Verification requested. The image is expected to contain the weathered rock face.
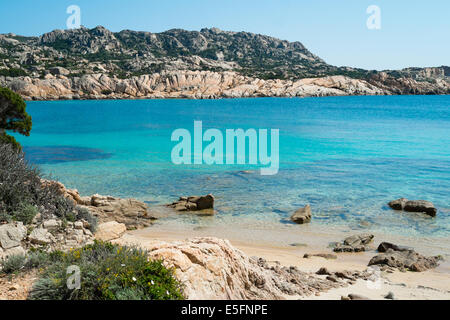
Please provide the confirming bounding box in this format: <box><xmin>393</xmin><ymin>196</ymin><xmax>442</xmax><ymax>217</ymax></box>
<box><xmin>84</xmin><ymin>194</ymin><xmax>153</xmax><ymax>230</ymax></box>
<box><xmin>42</xmin><ymin>179</ymin><xmax>154</xmax><ymax>229</ymax></box>
<box><xmin>388</xmin><ymin>198</ymin><xmax>437</xmax><ymax>217</ymax></box>
<box><xmin>0</xmin><ymin>222</ymin><xmax>27</xmax><ymax>250</ymax></box>
<box><xmin>290</xmin><ymin>205</ymin><xmax>312</xmax><ymax>224</ymax></box>
<box><xmin>333</xmin><ymin>234</ymin><xmax>374</xmax><ymax>253</ymax></box>
<box><xmin>0</xmin><ymin>222</ymin><xmax>27</xmax><ymax>260</ymax></box>
<box><xmin>0</xmin><ymin>216</ymin><xmax>95</xmax><ymax>263</ymax></box>
<box><xmin>0</xmin><ymin>72</ymin><xmax>391</xmax><ymax>101</ymax></box>
<box><xmin>369</xmin><ymin>244</ymin><xmax>442</xmax><ymax>272</ymax></box>
<box><xmin>95</xmin><ymin>221</ymin><xmax>127</xmax><ymax>241</ymax></box>
<box><xmin>146</xmin><ymin>237</ymin><xmax>345</xmax><ymax>300</ymax></box>
<box><xmin>167</xmin><ymin>195</ymin><xmax>215</xmax><ymax>213</ymax></box>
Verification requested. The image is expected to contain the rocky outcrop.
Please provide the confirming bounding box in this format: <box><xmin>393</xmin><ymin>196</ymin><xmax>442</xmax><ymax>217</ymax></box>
<box><xmin>388</xmin><ymin>198</ymin><xmax>437</xmax><ymax>217</ymax></box>
<box><xmin>368</xmin><ymin>244</ymin><xmax>443</xmax><ymax>272</ymax></box>
<box><xmin>0</xmin><ymin>216</ymin><xmax>95</xmax><ymax>263</ymax></box>
<box><xmin>167</xmin><ymin>194</ymin><xmax>215</xmax><ymax>213</ymax></box>
<box><xmin>290</xmin><ymin>205</ymin><xmax>312</xmax><ymax>224</ymax></box>
<box><xmin>42</xmin><ymin>179</ymin><xmax>155</xmax><ymax>229</ymax></box>
<box><xmin>95</xmin><ymin>221</ymin><xmax>127</xmax><ymax>241</ymax></box>
<box><xmin>145</xmin><ymin>237</ymin><xmax>346</xmax><ymax>300</ymax></box>
<box><xmin>82</xmin><ymin>195</ymin><xmax>154</xmax><ymax>230</ymax></box>
<box><xmin>0</xmin><ymin>72</ymin><xmax>391</xmax><ymax>101</ymax></box>
<box><xmin>332</xmin><ymin>234</ymin><xmax>374</xmax><ymax>253</ymax></box>
<box><xmin>0</xmin><ymin>222</ymin><xmax>27</xmax><ymax>260</ymax></box>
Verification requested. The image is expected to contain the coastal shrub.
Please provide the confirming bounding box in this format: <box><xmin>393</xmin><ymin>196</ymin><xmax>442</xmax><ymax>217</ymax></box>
<box><xmin>25</xmin><ymin>250</ymin><xmax>51</xmax><ymax>270</ymax></box>
<box><xmin>29</xmin><ymin>241</ymin><xmax>184</xmax><ymax>300</ymax></box>
<box><xmin>0</xmin><ymin>142</ymin><xmax>76</xmax><ymax>223</ymax></box>
<box><xmin>76</xmin><ymin>207</ymin><xmax>98</xmax><ymax>232</ymax></box>
<box><xmin>13</xmin><ymin>203</ymin><xmax>38</xmax><ymax>224</ymax></box>
<box><xmin>1</xmin><ymin>254</ymin><xmax>26</xmax><ymax>274</ymax></box>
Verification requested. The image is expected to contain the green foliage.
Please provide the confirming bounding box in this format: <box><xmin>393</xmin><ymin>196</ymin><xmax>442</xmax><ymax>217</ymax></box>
<box><xmin>0</xmin><ymin>142</ymin><xmax>76</xmax><ymax>223</ymax></box>
<box><xmin>0</xmin><ymin>86</ymin><xmax>32</xmax><ymax>150</ymax></box>
<box><xmin>13</xmin><ymin>203</ymin><xmax>38</xmax><ymax>224</ymax></box>
<box><xmin>25</xmin><ymin>250</ymin><xmax>51</xmax><ymax>269</ymax></box>
<box><xmin>75</xmin><ymin>207</ymin><xmax>98</xmax><ymax>232</ymax></box>
<box><xmin>0</xmin><ymin>68</ymin><xmax>27</xmax><ymax>77</ymax></box>
<box><xmin>29</xmin><ymin>241</ymin><xmax>184</xmax><ymax>300</ymax></box>
<box><xmin>1</xmin><ymin>254</ymin><xmax>26</xmax><ymax>274</ymax></box>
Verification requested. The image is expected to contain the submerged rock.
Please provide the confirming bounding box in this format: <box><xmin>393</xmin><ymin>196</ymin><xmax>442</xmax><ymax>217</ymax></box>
<box><xmin>167</xmin><ymin>194</ymin><xmax>215</xmax><ymax>213</ymax></box>
<box><xmin>290</xmin><ymin>205</ymin><xmax>312</xmax><ymax>224</ymax></box>
<box><xmin>388</xmin><ymin>198</ymin><xmax>437</xmax><ymax>217</ymax></box>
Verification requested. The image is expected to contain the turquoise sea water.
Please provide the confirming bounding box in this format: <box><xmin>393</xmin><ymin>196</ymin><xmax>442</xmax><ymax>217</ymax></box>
<box><xmin>15</xmin><ymin>96</ymin><xmax>450</xmax><ymax>238</ymax></box>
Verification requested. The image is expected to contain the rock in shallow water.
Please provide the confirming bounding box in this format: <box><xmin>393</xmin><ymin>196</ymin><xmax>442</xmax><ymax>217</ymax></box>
<box><xmin>167</xmin><ymin>194</ymin><xmax>215</xmax><ymax>213</ymax></box>
<box><xmin>290</xmin><ymin>205</ymin><xmax>312</xmax><ymax>224</ymax></box>
<box><xmin>388</xmin><ymin>198</ymin><xmax>437</xmax><ymax>217</ymax></box>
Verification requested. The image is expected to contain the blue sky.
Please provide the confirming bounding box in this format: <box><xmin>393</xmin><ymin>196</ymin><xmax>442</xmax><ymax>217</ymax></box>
<box><xmin>1</xmin><ymin>0</ymin><xmax>449</xmax><ymax>70</ymax></box>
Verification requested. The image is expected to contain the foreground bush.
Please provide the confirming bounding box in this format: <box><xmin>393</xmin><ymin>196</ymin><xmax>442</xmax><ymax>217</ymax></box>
<box><xmin>0</xmin><ymin>142</ymin><xmax>82</xmax><ymax>223</ymax></box>
<box><xmin>0</xmin><ymin>254</ymin><xmax>27</xmax><ymax>274</ymax></box>
<box><xmin>29</xmin><ymin>241</ymin><xmax>184</xmax><ymax>300</ymax></box>
<box><xmin>0</xmin><ymin>249</ymin><xmax>54</xmax><ymax>275</ymax></box>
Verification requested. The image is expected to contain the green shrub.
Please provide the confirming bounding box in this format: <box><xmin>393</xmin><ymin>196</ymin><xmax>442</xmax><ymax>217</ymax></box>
<box><xmin>0</xmin><ymin>142</ymin><xmax>76</xmax><ymax>223</ymax></box>
<box><xmin>29</xmin><ymin>241</ymin><xmax>184</xmax><ymax>300</ymax></box>
<box><xmin>76</xmin><ymin>207</ymin><xmax>98</xmax><ymax>232</ymax></box>
<box><xmin>25</xmin><ymin>250</ymin><xmax>51</xmax><ymax>269</ymax></box>
<box><xmin>1</xmin><ymin>254</ymin><xmax>26</xmax><ymax>274</ymax></box>
<box><xmin>0</xmin><ymin>68</ymin><xmax>27</xmax><ymax>77</ymax></box>
<box><xmin>13</xmin><ymin>203</ymin><xmax>38</xmax><ymax>224</ymax></box>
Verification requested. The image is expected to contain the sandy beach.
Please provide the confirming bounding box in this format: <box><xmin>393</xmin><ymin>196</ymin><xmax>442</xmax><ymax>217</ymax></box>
<box><xmin>117</xmin><ymin>222</ymin><xmax>450</xmax><ymax>300</ymax></box>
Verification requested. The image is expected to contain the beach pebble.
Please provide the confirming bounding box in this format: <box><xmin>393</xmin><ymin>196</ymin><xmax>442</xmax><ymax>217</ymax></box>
<box><xmin>316</xmin><ymin>267</ymin><xmax>331</xmax><ymax>275</ymax></box>
<box><xmin>384</xmin><ymin>291</ymin><xmax>395</xmax><ymax>300</ymax></box>
<box><xmin>348</xmin><ymin>293</ymin><xmax>370</xmax><ymax>300</ymax></box>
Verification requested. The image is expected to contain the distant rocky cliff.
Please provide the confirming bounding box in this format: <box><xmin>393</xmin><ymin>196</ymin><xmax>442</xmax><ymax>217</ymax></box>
<box><xmin>0</xmin><ymin>26</ymin><xmax>449</xmax><ymax>100</ymax></box>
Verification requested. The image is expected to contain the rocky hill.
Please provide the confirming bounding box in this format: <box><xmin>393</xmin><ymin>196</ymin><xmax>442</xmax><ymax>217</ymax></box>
<box><xmin>0</xmin><ymin>26</ymin><xmax>449</xmax><ymax>99</ymax></box>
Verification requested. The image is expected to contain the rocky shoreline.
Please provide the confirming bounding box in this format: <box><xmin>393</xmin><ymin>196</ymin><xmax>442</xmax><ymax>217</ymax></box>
<box><xmin>1</xmin><ymin>180</ymin><xmax>448</xmax><ymax>300</ymax></box>
<box><xmin>2</xmin><ymin>71</ymin><xmax>449</xmax><ymax>101</ymax></box>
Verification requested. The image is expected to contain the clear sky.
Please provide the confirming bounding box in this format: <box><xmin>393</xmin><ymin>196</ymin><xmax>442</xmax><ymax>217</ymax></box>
<box><xmin>1</xmin><ymin>0</ymin><xmax>449</xmax><ymax>70</ymax></box>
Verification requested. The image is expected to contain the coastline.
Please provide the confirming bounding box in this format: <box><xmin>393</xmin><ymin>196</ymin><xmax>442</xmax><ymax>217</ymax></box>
<box><xmin>117</xmin><ymin>223</ymin><xmax>450</xmax><ymax>300</ymax></box>
<box><xmin>20</xmin><ymin>92</ymin><xmax>450</xmax><ymax>102</ymax></box>
<box><xmin>3</xmin><ymin>70</ymin><xmax>449</xmax><ymax>102</ymax></box>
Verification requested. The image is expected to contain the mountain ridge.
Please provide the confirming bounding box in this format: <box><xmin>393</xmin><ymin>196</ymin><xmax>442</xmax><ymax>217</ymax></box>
<box><xmin>0</xmin><ymin>26</ymin><xmax>449</xmax><ymax>100</ymax></box>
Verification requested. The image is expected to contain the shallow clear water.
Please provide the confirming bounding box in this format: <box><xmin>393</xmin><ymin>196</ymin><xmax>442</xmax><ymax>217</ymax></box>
<box><xmin>15</xmin><ymin>96</ymin><xmax>450</xmax><ymax>238</ymax></box>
